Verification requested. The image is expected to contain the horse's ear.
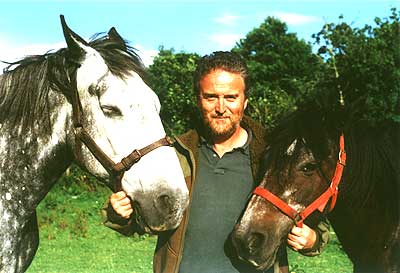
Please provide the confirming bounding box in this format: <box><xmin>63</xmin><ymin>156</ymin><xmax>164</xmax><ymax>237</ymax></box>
<box><xmin>108</xmin><ymin>27</ymin><xmax>126</xmax><ymax>50</ymax></box>
<box><xmin>108</xmin><ymin>27</ymin><xmax>127</xmax><ymax>50</ymax></box>
<box><xmin>60</xmin><ymin>15</ymin><xmax>89</xmax><ymax>59</ymax></box>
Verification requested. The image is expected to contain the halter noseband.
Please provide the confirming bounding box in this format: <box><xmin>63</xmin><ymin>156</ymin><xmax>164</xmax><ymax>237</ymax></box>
<box><xmin>253</xmin><ymin>134</ymin><xmax>346</xmax><ymax>227</ymax></box>
<box><xmin>69</xmin><ymin>73</ymin><xmax>174</xmax><ymax>192</ymax></box>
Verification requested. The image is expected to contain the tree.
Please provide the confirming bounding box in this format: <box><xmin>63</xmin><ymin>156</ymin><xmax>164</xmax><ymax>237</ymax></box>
<box><xmin>233</xmin><ymin>17</ymin><xmax>325</xmax><ymax>128</ymax></box>
<box><xmin>313</xmin><ymin>8</ymin><xmax>400</xmax><ymax>125</ymax></box>
<box><xmin>148</xmin><ymin>48</ymin><xmax>200</xmax><ymax>135</ymax></box>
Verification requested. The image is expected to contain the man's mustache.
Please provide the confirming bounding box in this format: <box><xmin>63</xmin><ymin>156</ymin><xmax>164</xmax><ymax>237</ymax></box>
<box><xmin>211</xmin><ymin>114</ymin><xmax>230</xmax><ymax>118</ymax></box>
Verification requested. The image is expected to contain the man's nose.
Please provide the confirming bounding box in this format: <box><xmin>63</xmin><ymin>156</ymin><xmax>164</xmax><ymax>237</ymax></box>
<box><xmin>216</xmin><ymin>97</ymin><xmax>226</xmax><ymax>113</ymax></box>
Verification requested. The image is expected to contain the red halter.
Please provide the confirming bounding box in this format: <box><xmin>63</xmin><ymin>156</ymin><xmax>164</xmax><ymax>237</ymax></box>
<box><xmin>253</xmin><ymin>134</ymin><xmax>346</xmax><ymax>227</ymax></box>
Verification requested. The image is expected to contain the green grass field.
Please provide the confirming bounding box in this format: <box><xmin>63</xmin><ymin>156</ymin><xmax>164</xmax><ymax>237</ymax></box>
<box><xmin>26</xmin><ymin>171</ymin><xmax>353</xmax><ymax>273</ymax></box>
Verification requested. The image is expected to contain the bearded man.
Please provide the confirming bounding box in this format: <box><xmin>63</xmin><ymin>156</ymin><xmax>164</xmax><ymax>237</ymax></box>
<box><xmin>104</xmin><ymin>51</ymin><xmax>329</xmax><ymax>273</ymax></box>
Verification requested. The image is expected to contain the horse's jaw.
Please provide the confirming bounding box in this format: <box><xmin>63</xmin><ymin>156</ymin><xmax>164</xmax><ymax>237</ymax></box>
<box><xmin>231</xmin><ymin>196</ymin><xmax>293</xmax><ymax>271</ymax></box>
<box><xmin>121</xmin><ymin>146</ymin><xmax>189</xmax><ymax>232</ymax></box>
<box><xmin>231</xmin><ymin>222</ymin><xmax>284</xmax><ymax>271</ymax></box>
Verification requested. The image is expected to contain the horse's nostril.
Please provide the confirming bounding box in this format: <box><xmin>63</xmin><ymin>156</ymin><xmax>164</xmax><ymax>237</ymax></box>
<box><xmin>155</xmin><ymin>194</ymin><xmax>172</xmax><ymax>212</ymax></box>
<box><xmin>247</xmin><ymin>232</ymin><xmax>265</xmax><ymax>254</ymax></box>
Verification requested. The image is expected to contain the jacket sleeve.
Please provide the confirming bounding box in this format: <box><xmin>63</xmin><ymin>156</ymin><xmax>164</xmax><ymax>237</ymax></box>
<box><xmin>299</xmin><ymin>216</ymin><xmax>330</xmax><ymax>256</ymax></box>
<box><xmin>101</xmin><ymin>199</ymin><xmax>144</xmax><ymax>236</ymax></box>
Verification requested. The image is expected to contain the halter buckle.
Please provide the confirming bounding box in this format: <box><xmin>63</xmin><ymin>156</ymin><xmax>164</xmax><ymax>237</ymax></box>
<box><xmin>121</xmin><ymin>149</ymin><xmax>142</xmax><ymax>169</ymax></box>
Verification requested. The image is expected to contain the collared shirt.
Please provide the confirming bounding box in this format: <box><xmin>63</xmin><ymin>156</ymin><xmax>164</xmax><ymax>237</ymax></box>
<box><xmin>179</xmin><ymin>129</ymin><xmax>271</xmax><ymax>273</ymax></box>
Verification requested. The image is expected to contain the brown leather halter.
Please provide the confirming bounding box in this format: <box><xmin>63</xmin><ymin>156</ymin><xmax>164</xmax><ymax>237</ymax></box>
<box><xmin>69</xmin><ymin>73</ymin><xmax>174</xmax><ymax>192</ymax></box>
<box><xmin>253</xmin><ymin>134</ymin><xmax>346</xmax><ymax>227</ymax></box>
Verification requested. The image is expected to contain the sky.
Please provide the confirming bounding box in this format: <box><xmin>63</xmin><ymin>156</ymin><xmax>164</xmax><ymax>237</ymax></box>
<box><xmin>0</xmin><ymin>0</ymin><xmax>398</xmax><ymax>71</ymax></box>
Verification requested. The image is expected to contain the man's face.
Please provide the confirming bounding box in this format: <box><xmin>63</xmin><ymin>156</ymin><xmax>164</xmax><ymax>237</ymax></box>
<box><xmin>198</xmin><ymin>69</ymin><xmax>248</xmax><ymax>139</ymax></box>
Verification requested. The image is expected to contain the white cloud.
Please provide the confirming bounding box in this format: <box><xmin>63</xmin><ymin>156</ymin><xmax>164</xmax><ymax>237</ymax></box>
<box><xmin>133</xmin><ymin>44</ymin><xmax>158</xmax><ymax>67</ymax></box>
<box><xmin>0</xmin><ymin>39</ymin><xmax>158</xmax><ymax>74</ymax></box>
<box><xmin>208</xmin><ymin>33</ymin><xmax>243</xmax><ymax>50</ymax></box>
<box><xmin>270</xmin><ymin>12</ymin><xmax>320</xmax><ymax>25</ymax></box>
<box><xmin>0</xmin><ymin>40</ymin><xmax>65</xmax><ymax>73</ymax></box>
<box><xmin>213</xmin><ymin>13</ymin><xmax>241</xmax><ymax>26</ymax></box>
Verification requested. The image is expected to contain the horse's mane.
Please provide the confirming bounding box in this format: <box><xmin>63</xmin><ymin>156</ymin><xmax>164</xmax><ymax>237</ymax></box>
<box><xmin>265</xmin><ymin>100</ymin><xmax>399</xmax><ymax>217</ymax></box>
<box><xmin>0</xmin><ymin>33</ymin><xmax>147</xmax><ymax>136</ymax></box>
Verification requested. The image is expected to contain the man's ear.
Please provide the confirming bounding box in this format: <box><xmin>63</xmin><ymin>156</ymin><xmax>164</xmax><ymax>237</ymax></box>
<box><xmin>244</xmin><ymin>98</ymin><xmax>248</xmax><ymax>110</ymax></box>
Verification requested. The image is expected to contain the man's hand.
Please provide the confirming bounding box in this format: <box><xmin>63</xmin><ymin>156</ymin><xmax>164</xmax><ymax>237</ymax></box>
<box><xmin>287</xmin><ymin>224</ymin><xmax>317</xmax><ymax>251</ymax></box>
<box><xmin>110</xmin><ymin>191</ymin><xmax>133</xmax><ymax>219</ymax></box>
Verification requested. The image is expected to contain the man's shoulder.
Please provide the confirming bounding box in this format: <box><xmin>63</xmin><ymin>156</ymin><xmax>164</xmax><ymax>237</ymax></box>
<box><xmin>242</xmin><ymin>116</ymin><xmax>266</xmax><ymax>144</ymax></box>
<box><xmin>177</xmin><ymin>129</ymin><xmax>197</xmax><ymax>141</ymax></box>
<box><xmin>175</xmin><ymin>129</ymin><xmax>199</xmax><ymax>153</ymax></box>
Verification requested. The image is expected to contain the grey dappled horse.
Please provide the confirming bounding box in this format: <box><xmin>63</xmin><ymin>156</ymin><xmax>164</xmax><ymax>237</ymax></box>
<box><xmin>0</xmin><ymin>16</ymin><xmax>188</xmax><ymax>272</ymax></box>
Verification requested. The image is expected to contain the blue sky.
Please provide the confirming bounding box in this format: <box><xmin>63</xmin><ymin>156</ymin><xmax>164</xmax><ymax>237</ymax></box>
<box><xmin>0</xmin><ymin>0</ymin><xmax>398</xmax><ymax>70</ymax></box>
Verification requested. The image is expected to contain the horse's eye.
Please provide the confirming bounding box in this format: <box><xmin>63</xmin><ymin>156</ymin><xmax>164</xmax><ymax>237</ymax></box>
<box><xmin>101</xmin><ymin>105</ymin><xmax>122</xmax><ymax>117</ymax></box>
<box><xmin>300</xmin><ymin>162</ymin><xmax>318</xmax><ymax>176</ymax></box>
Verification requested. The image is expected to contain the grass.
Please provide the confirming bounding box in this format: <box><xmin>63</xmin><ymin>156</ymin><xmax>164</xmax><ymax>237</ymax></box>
<box><xmin>26</xmin><ymin>168</ymin><xmax>353</xmax><ymax>273</ymax></box>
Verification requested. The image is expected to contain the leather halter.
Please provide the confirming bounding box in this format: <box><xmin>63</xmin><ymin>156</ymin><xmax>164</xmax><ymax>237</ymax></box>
<box><xmin>69</xmin><ymin>73</ymin><xmax>174</xmax><ymax>192</ymax></box>
<box><xmin>253</xmin><ymin>134</ymin><xmax>346</xmax><ymax>227</ymax></box>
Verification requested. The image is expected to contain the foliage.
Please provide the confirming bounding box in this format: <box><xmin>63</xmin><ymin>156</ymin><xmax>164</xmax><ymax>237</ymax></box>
<box><xmin>313</xmin><ymin>8</ymin><xmax>400</xmax><ymax>125</ymax></box>
<box><xmin>36</xmin><ymin>165</ymin><xmax>111</xmax><ymax>239</ymax></box>
<box><xmin>233</xmin><ymin>17</ymin><xmax>325</xmax><ymax>128</ymax></box>
<box><xmin>148</xmin><ymin>47</ymin><xmax>200</xmax><ymax>135</ymax></box>
<box><xmin>147</xmin><ymin>11</ymin><xmax>400</xmax><ymax>131</ymax></box>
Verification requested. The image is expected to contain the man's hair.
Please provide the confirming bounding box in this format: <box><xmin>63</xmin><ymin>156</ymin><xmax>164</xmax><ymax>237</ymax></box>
<box><xmin>193</xmin><ymin>51</ymin><xmax>249</xmax><ymax>97</ymax></box>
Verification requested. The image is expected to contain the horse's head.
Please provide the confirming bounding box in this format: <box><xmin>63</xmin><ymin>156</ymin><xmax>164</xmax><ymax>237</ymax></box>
<box><xmin>60</xmin><ymin>16</ymin><xmax>188</xmax><ymax>232</ymax></box>
<box><xmin>231</xmin><ymin>108</ymin><xmax>339</xmax><ymax>270</ymax></box>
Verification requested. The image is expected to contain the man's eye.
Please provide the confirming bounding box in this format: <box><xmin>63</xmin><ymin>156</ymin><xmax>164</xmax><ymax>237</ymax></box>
<box><xmin>101</xmin><ymin>105</ymin><xmax>122</xmax><ymax>117</ymax></box>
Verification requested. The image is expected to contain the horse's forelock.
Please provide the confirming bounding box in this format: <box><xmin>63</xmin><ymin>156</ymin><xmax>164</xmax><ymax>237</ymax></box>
<box><xmin>266</xmin><ymin>107</ymin><xmax>332</xmax><ymax>176</ymax></box>
<box><xmin>89</xmin><ymin>34</ymin><xmax>148</xmax><ymax>81</ymax></box>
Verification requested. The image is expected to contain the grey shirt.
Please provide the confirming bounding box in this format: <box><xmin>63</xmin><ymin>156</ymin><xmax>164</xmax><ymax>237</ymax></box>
<box><xmin>179</xmin><ymin>130</ymin><xmax>272</xmax><ymax>273</ymax></box>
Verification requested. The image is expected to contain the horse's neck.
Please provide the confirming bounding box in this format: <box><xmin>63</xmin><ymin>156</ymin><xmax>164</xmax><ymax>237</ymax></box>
<box><xmin>329</xmin><ymin>168</ymin><xmax>397</xmax><ymax>270</ymax></box>
<box><xmin>0</xmin><ymin>94</ymin><xmax>73</xmax><ymax>216</ymax></box>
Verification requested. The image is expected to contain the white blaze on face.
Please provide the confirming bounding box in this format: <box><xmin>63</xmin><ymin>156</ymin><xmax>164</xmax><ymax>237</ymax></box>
<box><xmin>286</xmin><ymin>139</ymin><xmax>297</xmax><ymax>156</ymax></box>
<box><xmin>283</xmin><ymin>188</ymin><xmax>305</xmax><ymax>212</ymax></box>
<box><xmin>282</xmin><ymin>188</ymin><xmax>295</xmax><ymax>198</ymax></box>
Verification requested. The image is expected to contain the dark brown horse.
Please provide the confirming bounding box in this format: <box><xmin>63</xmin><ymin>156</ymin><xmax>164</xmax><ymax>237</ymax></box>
<box><xmin>232</xmin><ymin>104</ymin><xmax>399</xmax><ymax>273</ymax></box>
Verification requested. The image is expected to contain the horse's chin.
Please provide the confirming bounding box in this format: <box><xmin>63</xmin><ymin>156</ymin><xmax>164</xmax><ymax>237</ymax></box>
<box><xmin>235</xmin><ymin>242</ymin><xmax>279</xmax><ymax>271</ymax></box>
<box><xmin>251</xmin><ymin>247</ymin><xmax>279</xmax><ymax>271</ymax></box>
<box><xmin>135</xmin><ymin>218</ymin><xmax>179</xmax><ymax>235</ymax></box>
<box><xmin>132</xmin><ymin>201</ymin><xmax>183</xmax><ymax>234</ymax></box>
<box><xmin>254</xmin><ymin>258</ymin><xmax>276</xmax><ymax>271</ymax></box>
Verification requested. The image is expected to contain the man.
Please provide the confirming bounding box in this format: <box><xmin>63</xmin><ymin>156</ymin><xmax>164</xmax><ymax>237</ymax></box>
<box><xmin>104</xmin><ymin>51</ymin><xmax>329</xmax><ymax>273</ymax></box>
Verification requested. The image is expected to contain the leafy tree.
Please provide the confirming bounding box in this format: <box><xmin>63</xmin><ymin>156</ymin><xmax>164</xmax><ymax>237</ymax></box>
<box><xmin>233</xmin><ymin>17</ymin><xmax>325</xmax><ymax>128</ymax></box>
<box><xmin>313</xmin><ymin>8</ymin><xmax>400</xmax><ymax>125</ymax></box>
<box><xmin>148</xmin><ymin>48</ymin><xmax>200</xmax><ymax>135</ymax></box>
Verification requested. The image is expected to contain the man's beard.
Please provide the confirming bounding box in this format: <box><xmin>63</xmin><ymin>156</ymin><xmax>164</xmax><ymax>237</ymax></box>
<box><xmin>203</xmin><ymin>115</ymin><xmax>238</xmax><ymax>140</ymax></box>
